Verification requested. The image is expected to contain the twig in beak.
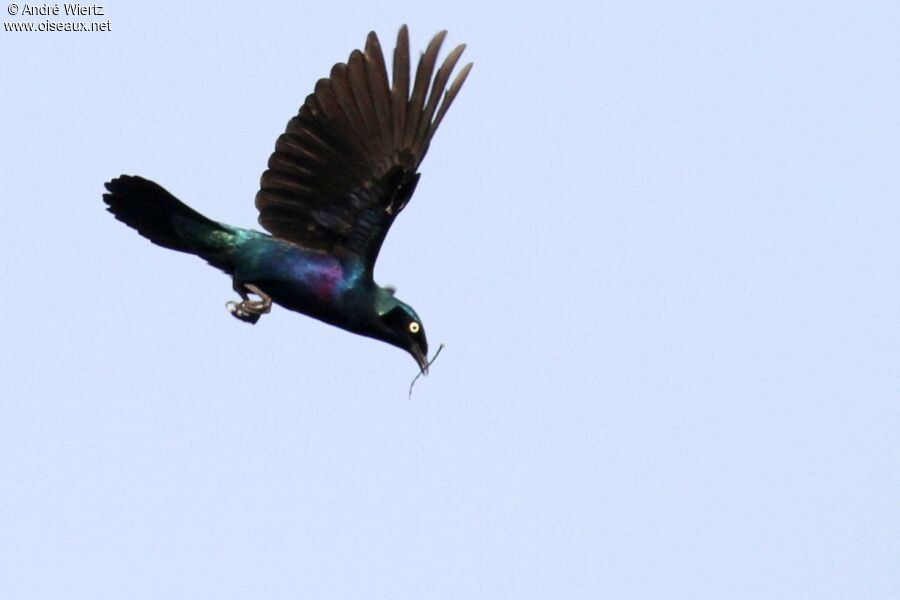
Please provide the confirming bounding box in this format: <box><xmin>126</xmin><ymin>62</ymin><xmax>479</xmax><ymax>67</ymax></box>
<box><xmin>408</xmin><ymin>343</ymin><xmax>445</xmax><ymax>400</ymax></box>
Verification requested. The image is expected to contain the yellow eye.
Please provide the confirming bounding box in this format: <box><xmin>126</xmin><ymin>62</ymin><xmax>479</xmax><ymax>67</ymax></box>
<box><xmin>409</xmin><ymin>322</ymin><xmax>420</xmax><ymax>334</ymax></box>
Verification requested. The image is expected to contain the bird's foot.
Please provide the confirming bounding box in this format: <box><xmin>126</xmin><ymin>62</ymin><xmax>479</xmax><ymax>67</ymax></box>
<box><xmin>226</xmin><ymin>301</ymin><xmax>263</xmax><ymax>324</ymax></box>
<box><xmin>226</xmin><ymin>283</ymin><xmax>271</xmax><ymax>325</ymax></box>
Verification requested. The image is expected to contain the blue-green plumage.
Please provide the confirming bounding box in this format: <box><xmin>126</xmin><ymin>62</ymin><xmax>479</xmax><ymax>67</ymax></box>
<box><xmin>102</xmin><ymin>26</ymin><xmax>471</xmax><ymax>371</ymax></box>
<box><xmin>227</xmin><ymin>234</ymin><xmax>369</xmax><ymax>330</ymax></box>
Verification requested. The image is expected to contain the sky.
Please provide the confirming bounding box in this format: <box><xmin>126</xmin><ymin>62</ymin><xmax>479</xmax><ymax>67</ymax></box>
<box><xmin>2</xmin><ymin>1</ymin><xmax>899</xmax><ymax>598</ymax></box>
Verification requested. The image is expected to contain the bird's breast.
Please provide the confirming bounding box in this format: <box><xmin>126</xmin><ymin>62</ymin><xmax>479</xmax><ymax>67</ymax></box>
<box><xmin>233</xmin><ymin>239</ymin><xmax>365</xmax><ymax>324</ymax></box>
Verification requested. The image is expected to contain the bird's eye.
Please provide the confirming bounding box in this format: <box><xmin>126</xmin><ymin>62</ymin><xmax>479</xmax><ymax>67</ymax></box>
<box><xmin>409</xmin><ymin>322</ymin><xmax>420</xmax><ymax>334</ymax></box>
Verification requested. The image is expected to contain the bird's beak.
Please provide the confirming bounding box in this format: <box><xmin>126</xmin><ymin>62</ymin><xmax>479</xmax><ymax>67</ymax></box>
<box><xmin>411</xmin><ymin>344</ymin><xmax>429</xmax><ymax>375</ymax></box>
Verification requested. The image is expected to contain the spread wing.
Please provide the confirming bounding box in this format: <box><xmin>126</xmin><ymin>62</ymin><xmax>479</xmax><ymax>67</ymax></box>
<box><xmin>255</xmin><ymin>26</ymin><xmax>472</xmax><ymax>271</ymax></box>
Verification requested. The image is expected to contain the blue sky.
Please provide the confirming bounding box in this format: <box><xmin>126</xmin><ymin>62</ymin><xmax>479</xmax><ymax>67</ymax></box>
<box><xmin>3</xmin><ymin>1</ymin><xmax>899</xmax><ymax>598</ymax></box>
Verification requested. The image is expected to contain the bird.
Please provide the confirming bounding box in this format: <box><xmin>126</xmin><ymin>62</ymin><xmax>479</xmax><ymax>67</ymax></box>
<box><xmin>102</xmin><ymin>26</ymin><xmax>472</xmax><ymax>374</ymax></box>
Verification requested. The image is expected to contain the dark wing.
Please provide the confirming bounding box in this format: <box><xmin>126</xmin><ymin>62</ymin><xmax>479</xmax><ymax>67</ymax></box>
<box><xmin>255</xmin><ymin>26</ymin><xmax>472</xmax><ymax>271</ymax></box>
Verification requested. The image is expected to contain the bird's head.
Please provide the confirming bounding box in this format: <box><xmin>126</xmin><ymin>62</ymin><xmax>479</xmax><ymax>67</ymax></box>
<box><xmin>374</xmin><ymin>289</ymin><xmax>429</xmax><ymax>372</ymax></box>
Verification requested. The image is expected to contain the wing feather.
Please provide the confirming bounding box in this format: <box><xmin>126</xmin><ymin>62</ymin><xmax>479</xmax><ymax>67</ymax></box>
<box><xmin>256</xmin><ymin>26</ymin><xmax>472</xmax><ymax>271</ymax></box>
<box><xmin>364</xmin><ymin>32</ymin><xmax>393</xmax><ymax>168</ymax></box>
<box><xmin>415</xmin><ymin>43</ymin><xmax>466</xmax><ymax>158</ymax></box>
<box><xmin>433</xmin><ymin>62</ymin><xmax>473</xmax><ymax>135</ymax></box>
<box><xmin>404</xmin><ymin>31</ymin><xmax>446</xmax><ymax>152</ymax></box>
<box><xmin>391</xmin><ymin>27</ymin><xmax>410</xmax><ymax>155</ymax></box>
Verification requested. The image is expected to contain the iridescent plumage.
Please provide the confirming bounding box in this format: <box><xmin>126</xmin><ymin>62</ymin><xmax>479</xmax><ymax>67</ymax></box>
<box><xmin>103</xmin><ymin>26</ymin><xmax>472</xmax><ymax>371</ymax></box>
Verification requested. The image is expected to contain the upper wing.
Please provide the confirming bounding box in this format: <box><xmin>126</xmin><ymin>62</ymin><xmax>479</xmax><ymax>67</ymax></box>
<box><xmin>255</xmin><ymin>26</ymin><xmax>472</xmax><ymax>270</ymax></box>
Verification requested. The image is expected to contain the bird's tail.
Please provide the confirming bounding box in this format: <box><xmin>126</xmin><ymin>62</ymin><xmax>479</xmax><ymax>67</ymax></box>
<box><xmin>103</xmin><ymin>175</ymin><xmax>237</xmax><ymax>270</ymax></box>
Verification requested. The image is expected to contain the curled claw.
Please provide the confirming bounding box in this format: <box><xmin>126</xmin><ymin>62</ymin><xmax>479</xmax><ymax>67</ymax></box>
<box><xmin>226</xmin><ymin>283</ymin><xmax>272</xmax><ymax>324</ymax></box>
<box><xmin>226</xmin><ymin>300</ymin><xmax>262</xmax><ymax>324</ymax></box>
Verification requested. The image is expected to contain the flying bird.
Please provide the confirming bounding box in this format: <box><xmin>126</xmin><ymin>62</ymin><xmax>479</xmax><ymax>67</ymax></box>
<box><xmin>103</xmin><ymin>26</ymin><xmax>472</xmax><ymax>374</ymax></box>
